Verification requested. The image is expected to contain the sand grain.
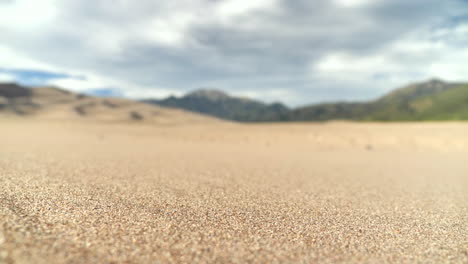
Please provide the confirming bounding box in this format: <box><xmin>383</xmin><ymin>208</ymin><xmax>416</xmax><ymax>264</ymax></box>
<box><xmin>0</xmin><ymin>120</ymin><xmax>467</xmax><ymax>263</ymax></box>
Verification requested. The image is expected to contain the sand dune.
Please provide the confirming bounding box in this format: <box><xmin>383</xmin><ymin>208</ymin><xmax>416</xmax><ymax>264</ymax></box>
<box><xmin>0</xmin><ymin>84</ymin><xmax>220</xmax><ymax>125</ymax></box>
<box><xmin>0</xmin><ymin>119</ymin><xmax>467</xmax><ymax>263</ymax></box>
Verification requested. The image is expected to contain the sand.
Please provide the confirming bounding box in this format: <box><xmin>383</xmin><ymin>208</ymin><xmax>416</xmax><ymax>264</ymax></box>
<box><xmin>0</xmin><ymin>119</ymin><xmax>467</xmax><ymax>263</ymax></box>
<box><xmin>0</xmin><ymin>85</ymin><xmax>219</xmax><ymax>124</ymax></box>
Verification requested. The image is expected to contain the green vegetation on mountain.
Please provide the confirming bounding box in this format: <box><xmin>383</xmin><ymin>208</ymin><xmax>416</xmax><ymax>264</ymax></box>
<box><xmin>143</xmin><ymin>79</ymin><xmax>468</xmax><ymax>122</ymax></box>
<box><xmin>362</xmin><ymin>79</ymin><xmax>465</xmax><ymax>121</ymax></box>
<box><xmin>284</xmin><ymin>79</ymin><xmax>468</xmax><ymax>121</ymax></box>
<box><xmin>3</xmin><ymin>79</ymin><xmax>467</xmax><ymax>122</ymax></box>
<box><xmin>399</xmin><ymin>83</ymin><xmax>468</xmax><ymax>120</ymax></box>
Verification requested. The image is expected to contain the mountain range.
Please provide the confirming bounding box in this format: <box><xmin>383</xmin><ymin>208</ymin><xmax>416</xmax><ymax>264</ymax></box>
<box><xmin>143</xmin><ymin>89</ymin><xmax>289</xmax><ymax>122</ymax></box>
<box><xmin>143</xmin><ymin>79</ymin><xmax>468</xmax><ymax>122</ymax></box>
<box><xmin>285</xmin><ymin>79</ymin><xmax>468</xmax><ymax>121</ymax></box>
<box><xmin>2</xmin><ymin>79</ymin><xmax>468</xmax><ymax>122</ymax></box>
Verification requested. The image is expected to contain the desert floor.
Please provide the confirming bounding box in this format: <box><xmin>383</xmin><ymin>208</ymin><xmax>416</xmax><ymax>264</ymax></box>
<box><xmin>1</xmin><ymin>119</ymin><xmax>467</xmax><ymax>263</ymax></box>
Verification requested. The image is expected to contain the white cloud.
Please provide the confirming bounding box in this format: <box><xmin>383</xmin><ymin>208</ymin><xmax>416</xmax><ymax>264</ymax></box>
<box><xmin>237</xmin><ymin>88</ymin><xmax>298</xmax><ymax>104</ymax></box>
<box><xmin>334</xmin><ymin>0</ymin><xmax>379</xmax><ymax>8</ymax></box>
<box><xmin>47</xmin><ymin>73</ymin><xmax>181</xmax><ymax>99</ymax></box>
<box><xmin>427</xmin><ymin>51</ymin><xmax>468</xmax><ymax>81</ymax></box>
<box><xmin>0</xmin><ymin>0</ymin><xmax>57</xmax><ymax>30</ymax></box>
<box><xmin>0</xmin><ymin>45</ymin><xmax>58</xmax><ymax>71</ymax></box>
<box><xmin>0</xmin><ymin>73</ymin><xmax>14</xmax><ymax>82</ymax></box>
<box><xmin>0</xmin><ymin>0</ymin><xmax>467</xmax><ymax>105</ymax></box>
<box><xmin>216</xmin><ymin>0</ymin><xmax>278</xmax><ymax>19</ymax></box>
<box><xmin>142</xmin><ymin>14</ymin><xmax>195</xmax><ymax>47</ymax></box>
<box><xmin>123</xmin><ymin>87</ymin><xmax>184</xmax><ymax>99</ymax></box>
<box><xmin>47</xmin><ymin>76</ymin><xmax>111</xmax><ymax>92</ymax></box>
<box><xmin>310</xmin><ymin>22</ymin><xmax>468</xmax><ymax>98</ymax></box>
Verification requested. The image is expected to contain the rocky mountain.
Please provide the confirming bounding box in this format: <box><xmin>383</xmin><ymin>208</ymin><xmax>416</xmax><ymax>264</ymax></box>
<box><xmin>3</xmin><ymin>79</ymin><xmax>467</xmax><ymax>123</ymax></box>
<box><xmin>143</xmin><ymin>79</ymin><xmax>468</xmax><ymax>122</ymax></box>
<box><xmin>143</xmin><ymin>89</ymin><xmax>290</xmax><ymax>122</ymax></box>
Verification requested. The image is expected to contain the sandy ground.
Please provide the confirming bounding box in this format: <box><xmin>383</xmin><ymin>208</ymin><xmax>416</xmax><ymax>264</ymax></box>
<box><xmin>0</xmin><ymin>119</ymin><xmax>467</xmax><ymax>263</ymax></box>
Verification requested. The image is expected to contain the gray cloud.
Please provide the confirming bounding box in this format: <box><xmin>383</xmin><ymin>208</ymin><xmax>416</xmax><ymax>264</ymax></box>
<box><xmin>0</xmin><ymin>0</ymin><xmax>467</xmax><ymax>105</ymax></box>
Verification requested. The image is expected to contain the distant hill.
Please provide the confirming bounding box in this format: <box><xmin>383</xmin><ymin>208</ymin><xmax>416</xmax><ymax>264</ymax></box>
<box><xmin>3</xmin><ymin>79</ymin><xmax>467</xmax><ymax>123</ymax></box>
<box><xmin>0</xmin><ymin>83</ymin><xmax>219</xmax><ymax>124</ymax></box>
<box><xmin>364</xmin><ymin>79</ymin><xmax>468</xmax><ymax>120</ymax></box>
<box><xmin>143</xmin><ymin>89</ymin><xmax>290</xmax><ymax>122</ymax></box>
<box><xmin>143</xmin><ymin>79</ymin><xmax>468</xmax><ymax>122</ymax></box>
<box><xmin>286</xmin><ymin>79</ymin><xmax>468</xmax><ymax>121</ymax></box>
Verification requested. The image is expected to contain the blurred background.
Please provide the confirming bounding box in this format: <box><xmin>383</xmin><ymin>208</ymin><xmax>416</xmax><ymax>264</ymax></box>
<box><xmin>0</xmin><ymin>0</ymin><xmax>467</xmax><ymax>117</ymax></box>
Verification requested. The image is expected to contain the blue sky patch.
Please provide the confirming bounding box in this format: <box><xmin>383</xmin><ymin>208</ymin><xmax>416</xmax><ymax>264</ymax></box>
<box><xmin>0</xmin><ymin>68</ymin><xmax>83</xmax><ymax>86</ymax></box>
<box><xmin>88</xmin><ymin>88</ymin><xmax>122</xmax><ymax>97</ymax></box>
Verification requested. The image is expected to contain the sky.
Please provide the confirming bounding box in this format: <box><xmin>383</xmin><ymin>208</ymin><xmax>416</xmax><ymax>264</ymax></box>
<box><xmin>0</xmin><ymin>0</ymin><xmax>467</xmax><ymax>106</ymax></box>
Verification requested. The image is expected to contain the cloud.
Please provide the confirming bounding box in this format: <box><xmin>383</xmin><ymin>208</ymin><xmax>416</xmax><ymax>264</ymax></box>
<box><xmin>0</xmin><ymin>0</ymin><xmax>57</xmax><ymax>30</ymax></box>
<box><xmin>0</xmin><ymin>0</ymin><xmax>467</xmax><ymax>105</ymax></box>
<box><xmin>47</xmin><ymin>74</ymin><xmax>183</xmax><ymax>99</ymax></box>
<box><xmin>309</xmin><ymin>21</ymin><xmax>468</xmax><ymax>101</ymax></box>
<box><xmin>0</xmin><ymin>73</ymin><xmax>14</xmax><ymax>82</ymax></box>
<box><xmin>334</xmin><ymin>0</ymin><xmax>379</xmax><ymax>8</ymax></box>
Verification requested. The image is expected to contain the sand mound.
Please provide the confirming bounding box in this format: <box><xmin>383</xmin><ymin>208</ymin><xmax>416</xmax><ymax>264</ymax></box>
<box><xmin>0</xmin><ymin>83</ymin><xmax>220</xmax><ymax>124</ymax></box>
